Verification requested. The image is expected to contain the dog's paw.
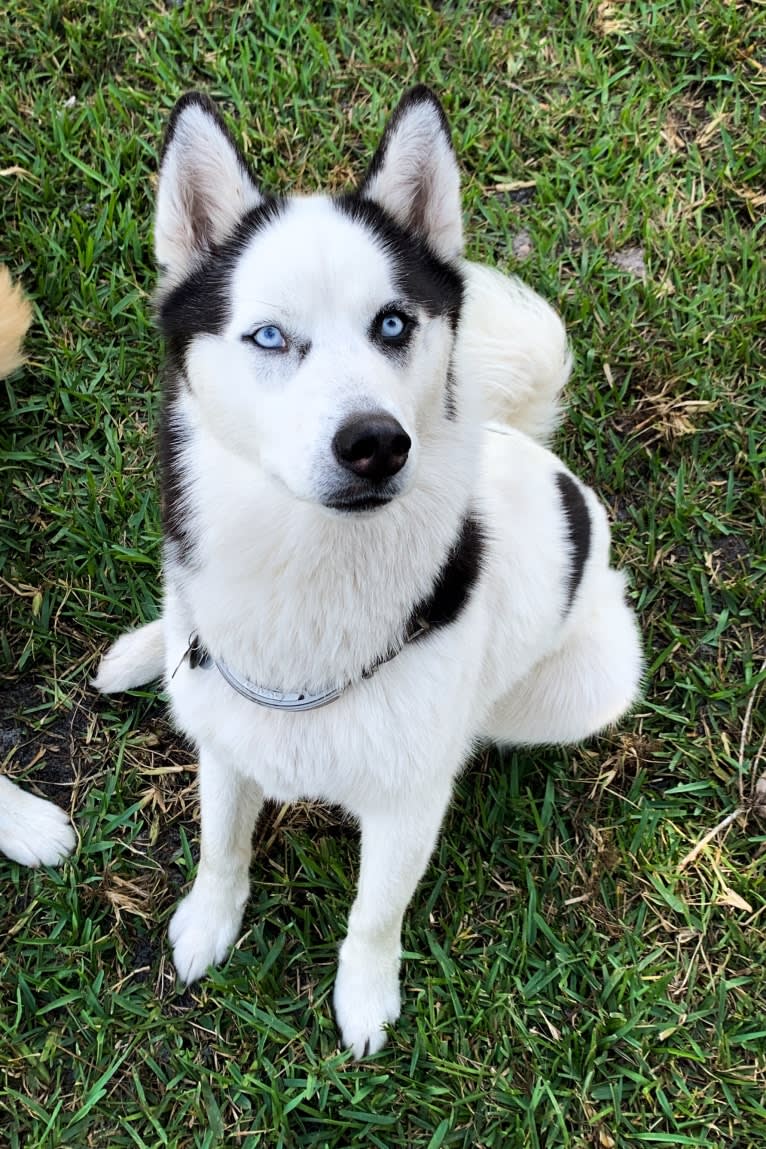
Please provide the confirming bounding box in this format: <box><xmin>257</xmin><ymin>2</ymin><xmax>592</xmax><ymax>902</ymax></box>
<box><xmin>168</xmin><ymin>885</ymin><xmax>246</xmax><ymax>985</ymax></box>
<box><xmin>0</xmin><ymin>778</ymin><xmax>76</xmax><ymax>867</ymax></box>
<box><xmin>92</xmin><ymin>620</ymin><xmax>164</xmax><ymax>694</ymax></box>
<box><xmin>333</xmin><ymin>944</ymin><xmax>401</xmax><ymax>1058</ymax></box>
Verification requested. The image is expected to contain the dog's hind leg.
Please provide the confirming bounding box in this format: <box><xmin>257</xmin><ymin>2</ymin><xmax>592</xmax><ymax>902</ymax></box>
<box><xmin>484</xmin><ymin>574</ymin><xmax>643</xmax><ymax>746</ymax></box>
<box><xmin>333</xmin><ymin>785</ymin><xmax>452</xmax><ymax>1057</ymax></box>
<box><xmin>169</xmin><ymin>748</ymin><xmax>263</xmax><ymax>984</ymax></box>
<box><xmin>93</xmin><ymin>619</ymin><xmax>166</xmax><ymax>693</ymax></box>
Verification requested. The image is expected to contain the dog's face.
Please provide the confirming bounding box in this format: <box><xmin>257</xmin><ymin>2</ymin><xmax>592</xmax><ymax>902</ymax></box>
<box><xmin>156</xmin><ymin>89</ymin><xmax>464</xmax><ymax>512</ymax></box>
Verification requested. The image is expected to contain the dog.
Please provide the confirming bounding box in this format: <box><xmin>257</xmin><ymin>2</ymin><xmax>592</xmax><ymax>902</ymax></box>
<box><xmin>94</xmin><ymin>87</ymin><xmax>642</xmax><ymax>1057</ymax></box>
<box><xmin>0</xmin><ymin>267</ymin><xmax>77</xmax><ymax>867</ymax></box>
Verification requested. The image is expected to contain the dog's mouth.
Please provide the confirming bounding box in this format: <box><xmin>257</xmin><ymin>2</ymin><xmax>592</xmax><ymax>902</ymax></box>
<box><xmin>319</xmin><ymin>465</ymin><xmax>412</xmax><ymax>515</ymax></box>
<box><xmin>323</xmin><ymin>493</ymin><xmax>393</xmax><ymax>514</ymax></box>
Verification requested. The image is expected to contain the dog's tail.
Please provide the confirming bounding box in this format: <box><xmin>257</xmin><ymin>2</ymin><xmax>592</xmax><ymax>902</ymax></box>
<box><xmin>0</xmin><ymin>266</ymin><xmax>32</xmax><ymax>379</ymax></box>
<box><xmin>92</xmin><ymin>619</ymin><xmax>165</xmax><ymax>693</ymax></box>
<box><xmin>458</xmin><ymin>262</ymin><xmax>571</xmax><ymax>445</ymax></box>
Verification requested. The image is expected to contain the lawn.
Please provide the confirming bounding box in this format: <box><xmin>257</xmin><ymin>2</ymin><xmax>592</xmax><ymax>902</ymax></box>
<box><xmin>1</xmin><ymin>1</ymin><xmax>765</xmax><ymax>1145</ymax></box>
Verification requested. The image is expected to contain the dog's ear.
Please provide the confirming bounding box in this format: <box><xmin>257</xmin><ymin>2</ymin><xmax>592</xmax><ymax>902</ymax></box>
<box><xmin>359</xmin><ymin>86</ymin><xmax>463</xmax><ymax>261</ymax></box>
<box><xmin>155</xmin><ymin>93</ymin><xmax>262</xmax><ymax>281</ymax></box>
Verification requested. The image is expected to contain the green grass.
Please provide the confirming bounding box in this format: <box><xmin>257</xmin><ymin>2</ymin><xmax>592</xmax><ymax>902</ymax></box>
<box><xmin>1</xmin><ymin>0</ymin><xmax>765</xmax><ymax>1145</ymax></box>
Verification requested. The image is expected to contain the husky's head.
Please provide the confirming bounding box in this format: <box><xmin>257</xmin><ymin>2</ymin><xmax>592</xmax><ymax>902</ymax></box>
<box><xmin>156</xmin><ymin>88</ymin><xmax>464</xmax><ymax>517</ymax></box>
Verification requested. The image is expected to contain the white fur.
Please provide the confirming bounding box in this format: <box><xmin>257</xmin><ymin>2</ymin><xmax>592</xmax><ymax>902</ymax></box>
<box><xmin>0</xmin><ymin>775</ymin><xmax>76</xmax><ymax>867</ymax></box>
<box><xmin>459</xmin><ymin>262</ymin><xmax>571</xmax><ymax>443</ymax></box>
<box><xmin>95</xmin><ymin>90</ymin><xmax>641</xmax><ymax>1058</ymax></box>
<box><xmin>92</xmin><ymin>618</ymin><xmax>165</xmax><ymax>694</ymax></box>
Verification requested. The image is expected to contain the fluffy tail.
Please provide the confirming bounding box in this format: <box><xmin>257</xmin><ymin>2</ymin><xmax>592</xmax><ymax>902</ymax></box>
<box><xmin>92</xmin><ymin>619</ymin><xmax>165</xmax><ymax>693</ymax></box>
<box><xmin>0</xmin><ymin>266</ymin><xmax>32</xmax><ymax>378</ymax></box>
<box><xmin>457</xmin><ymin>262</ymin><xmax>571</xmax><ymax>445</ymax></box>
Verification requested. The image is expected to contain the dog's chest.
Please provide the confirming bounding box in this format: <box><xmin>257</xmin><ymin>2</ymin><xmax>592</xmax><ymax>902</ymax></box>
<box><xmin>168</xmin><ymin>631</ymin><xmax>480</xmax><ymax>810</ymax></box>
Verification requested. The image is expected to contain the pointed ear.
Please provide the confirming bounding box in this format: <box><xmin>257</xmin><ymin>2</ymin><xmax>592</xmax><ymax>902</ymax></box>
<box><xmin>155</xmin><ymin>93</ymin><xmax>262</xmax><ymax>281</ymax></box>
<box><xmin>359</xmin><ymin>86</ymin><xmax>463</xmax><ymax>262</ymax></box>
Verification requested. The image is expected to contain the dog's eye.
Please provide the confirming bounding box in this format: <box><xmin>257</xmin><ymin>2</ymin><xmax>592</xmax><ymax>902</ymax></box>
<box><xmin>378</xmin><ymin>312</ymin><xmax>408</xmax><ymax>342</ymax></box>
<box><xmin>251</xmin><ymin>325</ymin><xmax>287</xmax><ymax>350</ymax></box>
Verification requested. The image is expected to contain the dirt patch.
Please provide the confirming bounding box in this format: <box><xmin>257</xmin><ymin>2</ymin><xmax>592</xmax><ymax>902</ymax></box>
<box><xmin>0</xmin><ymin>677</ymin><xmax>91</xmax><ymax>805</ymax></box>
<box><xmin>710</xmin><ymin>535</ymin><xmax>749</xmax><ymax>574</ymax></box>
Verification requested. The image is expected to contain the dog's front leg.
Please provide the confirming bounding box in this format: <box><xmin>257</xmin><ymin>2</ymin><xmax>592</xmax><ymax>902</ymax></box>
<box><xmin>334</xmin><ymin>788</ymin><xmax>451</xmax><ymax>1057</ymax></box>
<box><xmin>169</xmin><ymin>748</ymin><xmax>263</xmax><ymax>984</ymax></box>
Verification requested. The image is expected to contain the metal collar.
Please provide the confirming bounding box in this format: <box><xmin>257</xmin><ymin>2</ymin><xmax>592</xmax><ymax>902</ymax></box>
<box><xmin>185</xmin><ymin>618</ymin><xmax>430</xmax><ymax>713</ymax></box>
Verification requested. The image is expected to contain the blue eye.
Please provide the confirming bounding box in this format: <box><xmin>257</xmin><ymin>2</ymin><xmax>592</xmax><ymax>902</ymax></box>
<box><xmin>379</xmin><ymin>312</ymin><xmax>407</xmax><ymax>341</ymax></box>
<box><xmin>252</xmin><ymin>324</ymin><xmax>287</xmax><ymax>350</ymax></box>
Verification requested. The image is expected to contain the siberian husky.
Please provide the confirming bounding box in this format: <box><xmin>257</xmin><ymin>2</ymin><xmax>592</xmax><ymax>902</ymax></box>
<box><xmin>0</xmin><ymin>267</ymin><xmax>76</xmax><ymax>866</ymax></box>
<box><xmin>95</xmin><ymin>88</ymin><xmax>642</xmax><ymax>1056</ymax></box>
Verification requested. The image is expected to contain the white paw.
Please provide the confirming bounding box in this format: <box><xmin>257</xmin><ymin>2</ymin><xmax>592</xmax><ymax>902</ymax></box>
<box><xmin>333</xmin><ymin>943</ymin><xmax>401</xmax><ymax>1058</ymax></box>
<box><xmin>168</xmin><ymin>883</ymin><xmax>247</xmax><ymax>985</ymax></box>
<box><xmin>92</xmin><ymin>620</ymin><xmax>164</xmax><ymax>694</ymax></box>
<box><xmin>0</xmin><ymin>776</ymin><xmax>76</xmax><ymax>867</ymax></box>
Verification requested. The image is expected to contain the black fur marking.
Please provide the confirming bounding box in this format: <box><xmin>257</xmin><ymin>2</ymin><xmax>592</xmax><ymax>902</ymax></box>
<box><xmin>158</xmin><ymin>378</ymin><xmax>195</xmax><ymax>562</ymax></box>
<box><xmin>157</xmin><ymin>198</ymin><xmax>284</xmax><ymax>368</ymax></box>
<box><xmin>336</xmin><ymin>196</ymin><xmax>463</xmax><ymax>331</ymax></box>
<box><xmin>188</xmin><ymin>634</ymin><xmax>212</xmax><ymax>670</ymax></box>
<box><xmin>408</xmin><ymin>513</ymin><xmax>485</xmax><ymax>635</ymax></box>
<box><xmin>444</xmin><ymin>358</ymin><xmax>457</xmax><ymax>421</ymax></box>
<box><xmin>156</xmin><ymin>198</ymin><xmax>284</xmax><ymax>565</ymax></box>
<box><xmin>555</xmin><ymin>472</ymin><xmax>591</xmax><ymax>612</ymax></box>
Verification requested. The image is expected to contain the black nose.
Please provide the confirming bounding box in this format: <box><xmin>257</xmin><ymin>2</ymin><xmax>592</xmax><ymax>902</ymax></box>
<box><xmin>332</xmin><ymin>413</ymin><xmax>411</xmax><ymax>482</ymax></box>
